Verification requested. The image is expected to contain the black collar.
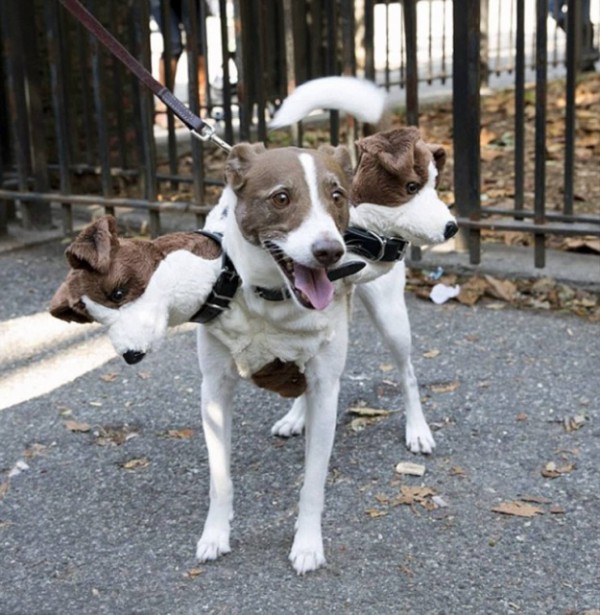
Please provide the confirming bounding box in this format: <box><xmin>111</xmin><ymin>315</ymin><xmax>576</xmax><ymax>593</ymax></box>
<box><xmin>344</xmin><ymin>226</ymin><xmax>409</xmax><ymax>262</ymax></box>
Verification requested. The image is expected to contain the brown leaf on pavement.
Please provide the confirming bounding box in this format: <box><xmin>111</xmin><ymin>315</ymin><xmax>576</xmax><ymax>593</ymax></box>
<box><xmin>491</xmin><ymin>501</ymin><xmax>544</xmax><ymax>517</ymax></box>
<box><xmin>64</xmin><ymin>420</ymin><xmax>91</xmax><ymax>433</ymax></box>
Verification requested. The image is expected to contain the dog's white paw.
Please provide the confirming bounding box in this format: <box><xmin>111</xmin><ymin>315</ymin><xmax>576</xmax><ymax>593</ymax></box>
<box><xmin>196</xmin><ymin>532</ymin><xmax>231</xmax><ymax>562</ymax></box>
<box><xmin>406</xmin><ymin>421</ymin><xmax>436</xmax><ymax>455</ymax></box>
<box><xmin>289</xmin><ymin>542</ymin><xmax>326</xmax><ymax>575</ymax></box>
<box><xmin>271</xmin><ymin>410</ymin><xmax>305</xmax><ymax>437</ymax></box>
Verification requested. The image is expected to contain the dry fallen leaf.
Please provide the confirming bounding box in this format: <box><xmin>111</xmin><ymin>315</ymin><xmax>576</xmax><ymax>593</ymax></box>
<box><xmin>541</xmin><ymin>461</ymin><xmax>575</xmax><ymax>478</ymax></box>
<box><xmin>378</xmin><ymin>363</ymin><xmax>394</xmax><ymax>372</ymax></box>
<box><xmin>563</xmin><ymin>415</ymin><xmax>587</xmax><ymax>432</ymax></box>
<box><xmin>449</xmin><ymin>466</ymin><xmax>467</xmax><ymax>477</ymax></box>
<box><xmin>423</xmin><ymin>349</ymin><xmax>441</xmax><ymax>359</ymax></box>
<box><xmin>64</xmin><ymin>420</ymin><xmax>91</xmax><ymax>433</ymax></box>
<box><xmin>365</xmin><ymin>508</ymin><xmax>388</xmax><ymax>518</ymax></box>
<box><xmin>491</xmin><ymin>501</ymin><xmax>544</xmax><ymax>518</ymax></box>
<box><xmin>100</xmin><ymin>372</ymin><xmax>119</xmax><ymax>383</ymax></box>
<box><xmin>121</xmin><ymin>457</ymin><xmax>150</xmax><ymax>471</ymax></box>
<box><xmin>0</xmin><ymin>482</ymin><xmax>9</xmax><ymax>500</ymax></box>
<box><xmin>166</xmin><ymin>428</ymin><xmax>195</xmax><ymax>440</ymax></box>
<box><xmin>184</xmin><ymin>567</ymin><xmax>205</xmax><ymax>578</ymax></box>
<box><xmin>429</xmin><ymin>381</ymin><xmax>460</xmax><ymax>394</ymax></box>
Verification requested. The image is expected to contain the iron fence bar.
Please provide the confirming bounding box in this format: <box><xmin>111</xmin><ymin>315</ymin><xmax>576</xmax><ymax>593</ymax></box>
<box><xmin>88</xmin><ymin>0</ymin><xmax>114</xmax><ymax>216</ymax></box>
<box><xmin>563</xmin><ymin>0</ymin><xmax>580</xmax><ymax>218</ymax></box>
<box><xmin>326</xmin><ymin>0</ymin><xmax>340</xmax><ymax>146</ymax></box>
<box><xmin>534</xmin><ymin>0</ymin><xmax>548</xmax><ymax>268</ymax></box>
<box><xmin>218</xmin><ymin>0</ymin><xmax>234</xmax><ymax>146</ymax></box>
<box><xmin>158</xmin><ymin>0</ymin><xmax>180</xmax><ymax>189</ymax></box>
<box><xmin>109</xmin><ymin>1</ymin><xmax>128</xmax><ymax>170</ymax></box>
<box><xmin>0</xmin><ymin>189</ymin><xmax>212</xmax><ymax>216</ymax></box>
<box><xmin>452</xmin><ymin>0</ymin><xmax>481</xmax><ymax>263</ymax></box>
<box><xmin>404</xmin><ymin>0</ymin><xmax>418</xmax><ymax>126</ymax></box>
<box><xmin>135</xmin><ymin>0</ymin><xmax>161</xmax><ymax>237</ymax></box>
<box><xmin>456</xmin><ymin>217</ymin><xmax>599</xmax><ymax>236</ymax></box>
<box><xmin>184</xmin><ymin>0</ymin><xmax>206</xmax><ymax>228</ymax></box>
<box><xmin>364</xmin><ymin>0</ymin><xmax>375</xmax><ymax>81</ymax></box>
<box><xmin>514</xmin><ymin>0</ymin><xmax>525</xmax><ymax>219</ymax></box>
<box><xmin>44</xmin><ymin>0</ymin><xmax>74</xmax><ymax>236</ymax></box>
<box><xmin>479</xmin><ymin>207</ymin><xmax>600</xmax><ymax>226</ymax></box>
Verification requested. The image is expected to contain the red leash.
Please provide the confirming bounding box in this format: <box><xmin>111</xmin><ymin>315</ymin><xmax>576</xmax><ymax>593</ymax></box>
<box><xmin>59</xmin><ymin>0</ymin><xmax>232</xmax><ymax>152</ymax></box>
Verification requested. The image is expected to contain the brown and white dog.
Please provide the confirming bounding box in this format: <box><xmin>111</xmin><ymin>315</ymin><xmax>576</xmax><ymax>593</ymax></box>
<box><xmin>50</xmin><ymin>77</ymin><xmax>457</xmax><ymax>574</ymax></box>
<box><xmin>270</xmin><ymin>77</ymin><xmax>457</xmax><ymax>454</ymax></box>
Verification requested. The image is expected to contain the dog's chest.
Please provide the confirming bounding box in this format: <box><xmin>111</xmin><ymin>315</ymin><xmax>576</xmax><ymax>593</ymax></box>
<box><xmin>206</xmin><ymin>291</ymin><xmax>344</xmax><ymax>381</ymax></box>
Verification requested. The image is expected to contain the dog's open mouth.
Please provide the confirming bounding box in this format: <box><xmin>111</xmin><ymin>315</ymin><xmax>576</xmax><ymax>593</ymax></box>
<box><xmin>264</xmin><ymin>241</ymin><xmax>334</xmax><ymax>310</ymax></box>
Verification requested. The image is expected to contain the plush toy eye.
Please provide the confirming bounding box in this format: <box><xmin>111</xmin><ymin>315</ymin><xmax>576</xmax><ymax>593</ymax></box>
<box><xmin>109</xmin><ymin>288</ymin><xmax>127</xmax><ymax>303</ymax></box>
<box><xmin>406</xmin><ymin>182</ymin><xmax>420</xmax><ymax>195</ymax></box>
<box><xmin>271</xmin><ymin>191</ymin><xmax>290</xmax><ymax>208</ymax></box>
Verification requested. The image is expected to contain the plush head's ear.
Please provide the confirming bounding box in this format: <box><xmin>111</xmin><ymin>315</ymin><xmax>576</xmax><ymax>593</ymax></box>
<box><xmin>65</xmin><ymin>216</ymin><xmax>119</xmax><ymax>274</ymax></box>
<box><xmin>49</xmin><ymin>271</ymin><xmax>94</xmax><ymax>324</ymax></box>
<box><xmin>428</xmin><ymin>144</ymin><xmax>446</xmax><ymax>176</ymax></box>
<box><xmin>225</xmin><ymin>142</ymin><xmax>267</xmax><ymax>191</ymax></box>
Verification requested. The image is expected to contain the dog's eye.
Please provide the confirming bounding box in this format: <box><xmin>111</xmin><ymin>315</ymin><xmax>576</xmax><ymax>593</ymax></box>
<box><xmin>331</xmin><ymin>190</ymin><xmax>345</xmax><ymax>205</ymax></box>
<box><xmin>406</xmin><ymin>182</ymin><xmax>420</xmax><ymax>195</ymax></box>
<box><xmin>109</xmin><ymin>288</ymin><xmax>127</xmax><ymax>303</ymax></box>
<box><xmin>271</xmin><ymin>191</ymin><xmax>290</xmax><ymax>208</ymax></box>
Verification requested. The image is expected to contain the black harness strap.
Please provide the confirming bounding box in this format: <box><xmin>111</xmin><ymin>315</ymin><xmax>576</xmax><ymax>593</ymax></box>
<box><xmin>189</xmin><ymin>231</ymin><xmax>240</xmax><ymax>324</ymax></box>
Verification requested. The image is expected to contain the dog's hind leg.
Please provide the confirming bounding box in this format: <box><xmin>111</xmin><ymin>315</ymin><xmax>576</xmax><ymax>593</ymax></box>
<box><xmin>271</xmin><ymin>395</ymin><xmax>306</xmax><ymax>437</ymax></box>
<box><xmin>356</xmin><ymin>265</ymin><xmax>435</xmax><ymax>454</ymax></box>
<box><xmin>195</xmin><ymin>329</ymin><xmax>238</xmax><ymax>562</ymax></box>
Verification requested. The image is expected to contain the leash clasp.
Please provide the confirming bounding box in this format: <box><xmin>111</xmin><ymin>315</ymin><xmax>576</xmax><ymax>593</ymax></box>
<box><xmin>191</xmin><ymin>124</ymin><xmax>232</xmax><ymax>153</ymax></box>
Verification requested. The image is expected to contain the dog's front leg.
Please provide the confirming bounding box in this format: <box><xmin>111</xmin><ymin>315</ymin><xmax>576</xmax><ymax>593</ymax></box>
<box><xmin>290</xmin><ymin>376</ymin><xmax>339</xmax><ymax>574</ymax></box>
<box><xmin>289</xmin><ymin>325</ymin><xmax>347</xmax><ymax>575</ymax></box>
<box><xmin>196</xmin><ymin>330</ymin><xmax>238</xmax><ymax>562</ymax></box>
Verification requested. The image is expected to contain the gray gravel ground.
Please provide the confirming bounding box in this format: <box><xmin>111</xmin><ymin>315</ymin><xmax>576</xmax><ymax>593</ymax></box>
<box><xmin>0</xmin><ymin>240</ymin><xmax>599</xmax><ymax>615</ymax></box>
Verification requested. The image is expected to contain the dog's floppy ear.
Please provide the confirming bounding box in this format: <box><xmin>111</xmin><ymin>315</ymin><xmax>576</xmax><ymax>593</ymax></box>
<box><xmin>65</xmin><ymin>216</ymin><xmax>119</xmax><ymax>274</ymax></box>
<box><xmin>428</xmin><ymin>144</ymin><xmax>446</xmax><ymax>175</ymax></box>
<box><xmin>225</xmin><ymin>142</ymin><xmax>267</xmax><ymax>191</ymax></box>
<box><xmin>318</xmin><ymin>144</ymin><xmax>354</xmax><ymax>181</ymax></box>
<box><xmin>49</xmin><ymin>272</ymin><xmax>94</xmax><ymax>324</ymax></box>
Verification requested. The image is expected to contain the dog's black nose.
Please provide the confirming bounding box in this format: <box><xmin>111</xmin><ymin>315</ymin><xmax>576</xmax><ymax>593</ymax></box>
<box><xmin>123</xmin><ymin>350</ymin><xmax>146</xmax><ymax>365</ymax></box>
<box><xmin>312</xmin><ymin>239</ymin><xmax>344</xmax><ymax>267</ymax></box>
<box><xmin>444</xmin><ymin>221</ymin><xmax>459</xmax><ymax>240</ymax></box>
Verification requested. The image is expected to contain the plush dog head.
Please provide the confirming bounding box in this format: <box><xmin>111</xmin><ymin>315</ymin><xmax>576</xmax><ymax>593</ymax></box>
<box><xmin>350</xmin><ymin>127</ymin><xmax>458</xmax><ymax>246</ymax></box>
<box><xmin>222</xmin><ymin>143</ymin><xmax>353</xmax><ymax>310</ymax></box>
<box><xmin>50</xmin><ymin>215</ymin><xmax>221</xmax><ymax>363</ymax></box>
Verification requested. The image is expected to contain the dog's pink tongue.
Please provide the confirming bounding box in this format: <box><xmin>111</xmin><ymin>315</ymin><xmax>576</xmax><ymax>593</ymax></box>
<box><xmin>294</xmin><ymin>264</ymin><xmax>334</xmax><ymax>310</ymax></box>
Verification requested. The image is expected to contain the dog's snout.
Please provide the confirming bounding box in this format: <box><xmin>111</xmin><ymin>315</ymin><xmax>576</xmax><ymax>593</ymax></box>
<box><xmin>312</xmin><ymin>239</ymin><xmax>344</xmax><ymax>267</ymax></box>
<box><xmin>444</xmin><ymin>221</ymin><xmax>459</xmax><ymax>240</ymax></box>
<box><xmin>123</xmin><ymin>350</ymin><xmax>146</xmax><ymax>365</ymax></box>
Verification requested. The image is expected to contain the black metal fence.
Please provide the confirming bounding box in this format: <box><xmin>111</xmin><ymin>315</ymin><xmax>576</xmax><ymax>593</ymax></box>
<box><xmin>1</xmin><ymin>0</ymin><xmax>598</xmax><ymax>268</ymax></box>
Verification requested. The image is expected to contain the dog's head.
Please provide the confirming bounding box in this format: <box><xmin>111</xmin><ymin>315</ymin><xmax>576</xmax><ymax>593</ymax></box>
<box><xmin>223</xmin><ymin>143</ymin><xmax>352</xmax><ymax>310</ymax></box>
<box><xmin>350</xmin><ymin>127</ymin><xmax>458</xmax><ymax>246</ymax></box>
<box><xmin>50</xmin><ymin>216</ymin><xmax>221</xmax><ymax>364</ymax></box>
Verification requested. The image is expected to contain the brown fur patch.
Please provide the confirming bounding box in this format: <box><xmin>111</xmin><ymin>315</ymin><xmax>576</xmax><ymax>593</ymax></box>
<box><xmin>351</xmin><ymin>127</ymin><xmax>446</xmax><ymax>207</ymax></box>
<box><xmin>251</xmin><ymin>359</ymin><xmax>307</xmax><ymax>397</ymax></box>
<box><xmin>226</xmin><ymin>145</ymin><xmax>351</xmax><ymax>246</ymax></box>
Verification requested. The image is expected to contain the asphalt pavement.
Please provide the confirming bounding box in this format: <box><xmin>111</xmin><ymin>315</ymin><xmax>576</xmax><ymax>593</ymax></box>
<box><xmin>0</xmin><ymin>237</ymin><xmax>599</xmax><ymax>615</ymax></box>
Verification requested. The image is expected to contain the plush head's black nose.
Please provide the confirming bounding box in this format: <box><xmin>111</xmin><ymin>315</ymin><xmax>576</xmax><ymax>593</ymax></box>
<box><xmin>444</xmin><ymin>221</ymin><xmax>459</xmax><ymax>240</ymax></box>
<box><xmin>123</xmin><ymin>350</ymin><xmax>146</xmax><ymax>365</ymax></box>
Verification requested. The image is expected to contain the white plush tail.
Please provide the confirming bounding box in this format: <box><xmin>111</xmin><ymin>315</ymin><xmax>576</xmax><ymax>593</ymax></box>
<box><xmin>269</xmin><ymin>76</ymin><xmax>387</xmax><ymax>128</ymax></box>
